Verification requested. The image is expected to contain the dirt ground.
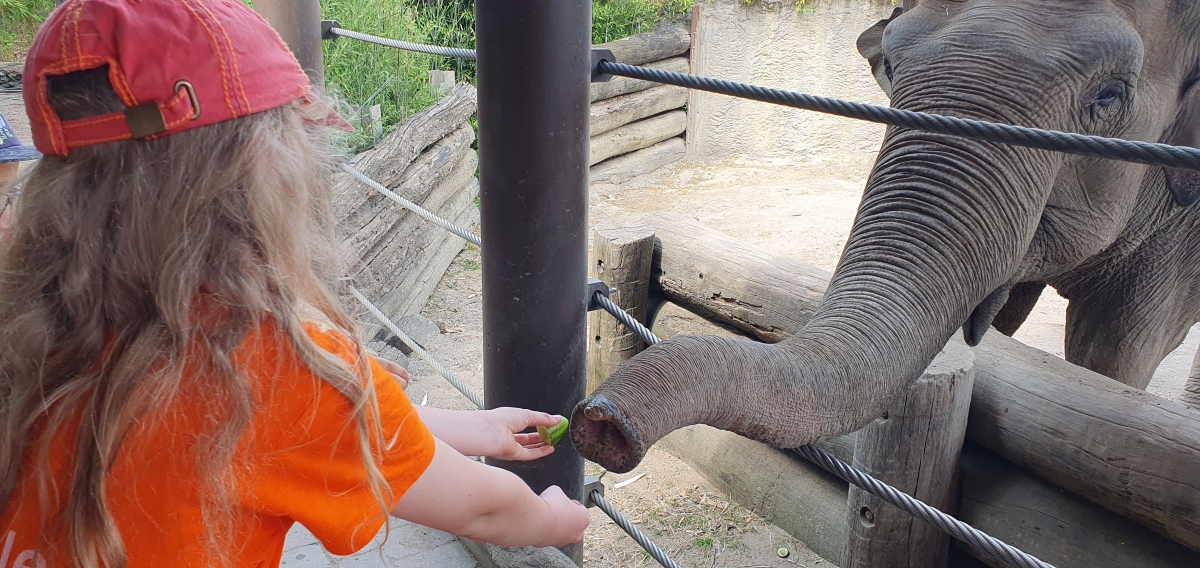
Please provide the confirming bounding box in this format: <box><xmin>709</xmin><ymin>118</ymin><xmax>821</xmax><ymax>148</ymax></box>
<box><xmin>408</xmin><ymin>156</ymin><xmax>1197</xmax><ymax>567</ymax></box>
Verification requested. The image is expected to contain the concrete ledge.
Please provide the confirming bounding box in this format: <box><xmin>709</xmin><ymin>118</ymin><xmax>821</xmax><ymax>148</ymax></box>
<box><xmin>458</xmin><ymin>538</ymin><xmax>578</xmax><ymax>568</ymax></box>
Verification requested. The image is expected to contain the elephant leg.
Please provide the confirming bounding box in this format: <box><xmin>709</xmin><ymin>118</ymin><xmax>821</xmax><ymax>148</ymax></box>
<box><xmin>1181</xmin><ymin>347</ymin><xmax>1200</xmax><ymax>411</ymax></box>
<box><xmin>992</xmin><ymin>281</ymin><xmax>1046</xmax><ymax>336</ymax></box>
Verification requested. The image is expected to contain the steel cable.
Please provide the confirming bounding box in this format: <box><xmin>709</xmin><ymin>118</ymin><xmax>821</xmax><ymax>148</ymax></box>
<box><xmin>350</xmin><ymin>286</ymin><xmax>485</xmax><ymax>409</ymax></box>
<box><xmin>793</xmin><ymin>445</ymin><xmax>1055</xmax><ymax>568</ymax></box>
<box><xmin>330</xmin><ymin>27</ymin><xmax>477</xmax><ymax>60</ymax></box>
<box><xmin>593</xmin><ymin>293</ymin><xmax>660</xmax><ymax>347</ymax></box>
<box><xmin>597</xmin><ymin>60</ymin><xmax>1200</xmax><ymax>172</ymax></box>
<box><xmin>589</xmin><ymin>489</ymin><xmax>681</xmax><ymax>568</ymax></box>
<box><xmin>341</xmin><ymin>163</ymin><xmax>483</xmax><ymax>248</ymax></box>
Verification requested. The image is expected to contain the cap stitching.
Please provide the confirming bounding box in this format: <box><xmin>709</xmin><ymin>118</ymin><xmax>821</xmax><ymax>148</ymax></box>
<box><xmin>62</xmin><ymin>113</ymin><xmax>124</xmax><ymax>129</ymax></box>
<box><xmin>73</xmin><ymin>0</ymin><xmax>89</xmax><ymax>60</ymax></box>
<box><xmin>34</xmin><ymin>77</ymin><xmax>65</xmax><ymax>156</ymax></box>
<box><xmin>178</xmin><ymin>0</ymin><xmax>236</xmax><ymax>119</ymax></box>
<box><xmin>194</xmin><ymin>0</ymin><xmax>251</xmax><ymax>114</ymax></box>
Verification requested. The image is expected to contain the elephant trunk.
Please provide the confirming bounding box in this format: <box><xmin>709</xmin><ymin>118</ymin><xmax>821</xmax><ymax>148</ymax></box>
<box><xmin>573</xmin><ymin>128</ymin><xmax>1061</xmax><ymax>473</ymax></box>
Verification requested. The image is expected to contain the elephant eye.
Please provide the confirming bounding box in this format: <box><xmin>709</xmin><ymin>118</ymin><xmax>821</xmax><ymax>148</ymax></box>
<box><xmin>1093</xmin><ymin>82</ymin><xmax>1126</xmax><ymax>108</ymax></box>
<box><xmin>884</xmin><ymin>59</ymin><xmax>894</xmax><ymax>81</ymax></box>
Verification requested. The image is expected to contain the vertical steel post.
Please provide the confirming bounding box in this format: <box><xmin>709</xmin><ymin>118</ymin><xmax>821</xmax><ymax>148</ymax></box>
<box><xmin>477</xmin><ymin>0</ymin><xmax>590</xmax><ymax>562</ymax></box>
<box><xmin>253</xmin><ymin>0</ymin><xmax>325</xmax><ymax>87</ymax></box>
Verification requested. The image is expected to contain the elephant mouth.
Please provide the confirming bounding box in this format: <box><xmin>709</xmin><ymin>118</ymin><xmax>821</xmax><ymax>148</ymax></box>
<box><xmin>570</xmin><ymin>394</ymin><xmax>646</xmax><ymax>474</ymax></box>
<box><xmin>963</xmin><ymin>283</ymin><xmax>1014</xmax><ymax>346</ymax></box>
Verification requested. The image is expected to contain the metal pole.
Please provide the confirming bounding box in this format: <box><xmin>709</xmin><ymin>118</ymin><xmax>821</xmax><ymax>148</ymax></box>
<box><xmin>253</xmin><ymin>0</ymin><xmax>325</xmax><ymax>87</ymax></box>
<box><xmin>477</xmin><ymin>0</ymin><xmax>590</xmax><ymax>563</ymax></box>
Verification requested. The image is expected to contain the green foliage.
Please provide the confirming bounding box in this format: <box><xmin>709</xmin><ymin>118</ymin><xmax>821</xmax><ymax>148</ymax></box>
<box><xmin>593</xmin><ymin>0</ymin><xmax>693</xmax><ymax>44</ymax></box>
<box><xmin>0</xmin><ymin>0</ymin><xmax>52</xmax><ymax>22</ymax></box>
<box><xmin>0</xmin><ymin>0</ymin><xmax>53</xmax><ymax>60</ymax></box>
<box><xmin>692</xmin><ymin>537</ymin><xmax>715</xmax><ymax>550</ymax></box>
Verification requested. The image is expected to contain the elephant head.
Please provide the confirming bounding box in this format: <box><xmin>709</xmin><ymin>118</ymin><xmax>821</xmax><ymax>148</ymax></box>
<box><xmin>574</xmin><ymin>0</ymin><xmax>1200</xmax><ymax>473</ymax></box>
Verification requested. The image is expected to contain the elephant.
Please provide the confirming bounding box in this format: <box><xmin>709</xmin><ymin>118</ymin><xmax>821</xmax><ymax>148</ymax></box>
<box><xmin>572</xmin><ymin>0</ymin><xmax>1200</xmax><ymax>473</ymax></box>
<box><xmin>1184</xmin><ymin>347</ymin><xmax>1200</xmax><ymax>410</ymax></box>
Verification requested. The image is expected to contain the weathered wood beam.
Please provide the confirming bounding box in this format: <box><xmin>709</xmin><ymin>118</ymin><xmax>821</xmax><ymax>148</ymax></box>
<box><xmin>590</xmin><ymin>138</ymin><xmax>685</xmax><ymax>185</ymax></box>
<box><xmin>642</xmin><ymin>211</ymin><xmax>1200</xmax><ymax>551</ymax></box>
<box><xmin>594</xmin><ymin>24</ymin><xmax>690</xmax><ymax>67</ymax></box>
<box><xmin>587</xmin><ymin>220</ymin><xmax>656</xmax><ymax>394</ymax></box>
<box><xmin>590</xmin><ymin>57</ymin><xmax>689</xmax><ymax>103</ymax></box>
<box><xmin>589</xmin><ymin>110</ymin><xmax>686</xmax><ymax>166</ymax></box>
<box><xmin>846</xmin><ymin>341</ymin><xmax>974</xmax><ymax>568</ymax></box>
<box><xmin>590</xmin><ymin>85</ymin><xmax>688</xmax><ymax>137</ymax></box>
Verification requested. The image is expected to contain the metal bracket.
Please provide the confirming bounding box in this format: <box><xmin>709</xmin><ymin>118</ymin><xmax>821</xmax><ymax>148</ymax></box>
<box><xmin>583</xmin><ymin>475</ymin><xmax>606</xmax><ymax>508</ymax></box>
<box><xmin>321</xmin><ymin>20</ymin><xmax>341</xmax><ymax>40</ymax></box>
<box><xmin>587</xmin><ymin>278</ymin><xmax>616</xmax><ymax>312</ymax></box>
<box><xmin>591</xmin><ymin>48</ymin><xmax>616</xmax><ymax>83</ymax></box>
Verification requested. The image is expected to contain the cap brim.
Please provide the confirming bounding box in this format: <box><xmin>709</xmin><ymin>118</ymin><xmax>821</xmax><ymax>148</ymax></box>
<box><xmin>0</xmin><ymin>145</ymin><xmax>42</xmax><ymax>163</ymax></box>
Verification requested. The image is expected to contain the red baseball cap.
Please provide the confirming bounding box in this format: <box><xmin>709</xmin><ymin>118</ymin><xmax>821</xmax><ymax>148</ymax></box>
<box><xmin>23</xmin><ymin>0</ymin><xmax>350</xmax><ymax>157</ymax></box>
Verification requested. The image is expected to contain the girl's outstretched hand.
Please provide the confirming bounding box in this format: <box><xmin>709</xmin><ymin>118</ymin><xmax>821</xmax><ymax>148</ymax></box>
<box><xmin>478</xmin><ymin>408</ymin><xmax>564</xmax><ymax>461</ymax></box>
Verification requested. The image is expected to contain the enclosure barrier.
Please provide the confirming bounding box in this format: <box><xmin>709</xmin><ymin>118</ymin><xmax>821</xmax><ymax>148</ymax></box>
<box><xmin>325</xmin><ymin>19</ymin><xmax>1200</xmax><ymax>568</ymax></box>
<box><xmin>328</xmin><ymin>25</ymin><xmax>1200</xmax><ymax>172</ymax></box>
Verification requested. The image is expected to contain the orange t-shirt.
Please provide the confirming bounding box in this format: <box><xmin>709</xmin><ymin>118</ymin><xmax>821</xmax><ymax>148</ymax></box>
<box><xmin>0</xmin><ymin>319</ymin><xmax>436</xmax><ymax>568</ymax></box>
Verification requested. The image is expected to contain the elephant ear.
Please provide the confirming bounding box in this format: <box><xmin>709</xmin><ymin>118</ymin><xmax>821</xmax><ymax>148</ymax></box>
<box><xmin>1164</xmin><ymin>80</ymin><xmax>1200</xmax><ymax>207</ymax></box>
<box><xmin>857</xmin><ymin>7</ymin><xmax>904</xmax><ymax>98</ymax></box>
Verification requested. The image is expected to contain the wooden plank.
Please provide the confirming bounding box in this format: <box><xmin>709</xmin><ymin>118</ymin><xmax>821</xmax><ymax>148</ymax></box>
<box><xmin>590</xmin><ymin>57</ymin><xmax>689</xmax><ymax>103</ymax></box>
<box><xmin>332</xmin><ymin>83</ymin><xmax>477</xmax><ymax>221</ymax></box>
<box><xmin>590</xmin><ymin>85</ymin><xmax>688</xmax><ymax>137</ymax></box>
<box><xmin>590</xmin><ymin>138</ymin><xmax>685</xmax><ymax>185</ymax></box>
<box><xmin>648</xmin><ymin>299</ymin><xmax>752</xmax><ymax>341</ymax></box>
<box><xmin>648</xmin><ymin>211</ymin><xmax>829</xmax><ymax>342</ymax></box>
<box><xmin>969</xmin><ymin>331</ymin><xmax>1200</xmax><ymax>551</ymax></box>
<box><xmin>956</xmin><ymin>443</ymin><xmax>1200</xmax><ymax>568</ymax></box>
<box><xmin>587</xmin><ymin>220</ymin><xmax>656</xmax><ymax>394</ymax></box>
<box><xmin>1181</xmin><ymin>348</ymin><xmax>1200</xmax><ymax>410</ymax></box>
<box><xmin>649</xmin><ymin>304</ymin><xmax>1200</xmax><ymax>568</ymax></box>
<box><xmin>589</xmin><ymin>110</ymin><xmax>686</xmax><ymax>166</ymax></box>
<box><xmin>845</xmin><ymin>340</ymin><xmax>974</xmax><ymax>568</ymax></box>
<box><xmin>643</xmin><ymin>212</ymin><xmax>1200</xmax><ymax>551</ymax></box>
<box><xmin>594</xmin><ymin>24</ymin><xmax>690</xmax><ymax>67</ymax></box>
<box><xmin>339</xmin><ymin>124</ymin><xmax>475</xmax><ymax>261</ymax></box>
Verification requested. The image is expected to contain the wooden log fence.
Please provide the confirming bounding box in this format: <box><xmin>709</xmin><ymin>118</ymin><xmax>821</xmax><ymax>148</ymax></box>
<box><xmin>587</xmin><ymin>212</ymin><xmax>1200</xmax><ymax>567</ymax></box>
<box><xmin>334</xmin><ymin>83</ymin><xmax>480</xmax><ymax>340</ymax></box>
<box><xmin>589</xmin><ymin>25</ymin><xmax>691</xmax><ymax>184</ymax></box>
<box><xmin>587</xmin><ymin>220</ymin><xmax>657</xmax><ymax>394</ymax></box>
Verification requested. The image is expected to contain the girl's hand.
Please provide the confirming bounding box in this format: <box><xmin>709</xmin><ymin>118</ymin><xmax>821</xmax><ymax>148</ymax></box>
<box><xmin>374</xmin><ymin>356</ymin><xmax>410</xmax><ymax>389</ymax></box>
<box><xmin>478</xmin><ymin>408</ymin><xmax>564</xmax><ymax>461</ymax></box>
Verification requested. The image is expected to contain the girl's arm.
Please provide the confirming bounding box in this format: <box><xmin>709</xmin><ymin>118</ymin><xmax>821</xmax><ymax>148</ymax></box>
<box><xmin>416</xmin><ymin>406</ymin><xmax>560</xmax><ymax>460</ymax></box>
<box><xmin>391</xmin><ymin>438</ymin><xmax>590</xmax><ymax>547</ymax></box>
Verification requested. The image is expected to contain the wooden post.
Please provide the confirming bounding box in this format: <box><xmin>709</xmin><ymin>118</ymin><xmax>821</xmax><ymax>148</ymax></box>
<box><xmin>587</xmin><ymin>219</ymin><xmax>656</xmax><ymax>394</ymax></box>
<box><xmin>844</xmin><ymin>340</ymin><xmax>975</xmax><ymax>568</ymax></box>
<box><xmin>1182</xmin><ymin>346</ymin><xmax>1200</xmax><ymax>411</ymax></box>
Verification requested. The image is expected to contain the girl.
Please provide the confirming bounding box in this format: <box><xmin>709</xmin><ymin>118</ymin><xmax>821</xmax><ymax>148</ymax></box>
<box><xmin>0</xmin><ymin>1</ymin><xmax>590</xmax><ymax>567</ymax></box>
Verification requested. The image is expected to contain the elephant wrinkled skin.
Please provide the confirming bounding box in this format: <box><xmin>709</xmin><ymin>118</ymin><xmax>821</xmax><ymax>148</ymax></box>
<box><xmin>574</xmin><ymin>0</ymin><xmax>1200</xmax><ymax>473</ymax></box>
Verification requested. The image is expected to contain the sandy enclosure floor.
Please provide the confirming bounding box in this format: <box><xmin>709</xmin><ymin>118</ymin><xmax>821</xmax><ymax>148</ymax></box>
<box><xmin>407</xmin><ymin>157</ymin><xmax>1197</xmax><ymax>566</ymax></box>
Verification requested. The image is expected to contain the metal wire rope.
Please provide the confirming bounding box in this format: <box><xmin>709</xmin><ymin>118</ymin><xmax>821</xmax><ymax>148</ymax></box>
<box><xmin>329</xmin><ymin>27</ymin><xmax>477</xmax><ymax>60</ymax></box>
<box><xmin>596</xmin><ymin>60</ymin><xmax>1200</xmax><ymax>172</ymax></box>
<box><xmin>349</xmin><ymin>286</ymin><xmax>485</xmax><ymax>409</ymax></box>
<box><xmin>341</xmin><ymin>163</ymin><xmax>483</xmax><ymax>248</ymax></box>
<box><xmin>589</xmin><ymin>489</ymin><xmax>681</xmax><ymax>568</ymax></box>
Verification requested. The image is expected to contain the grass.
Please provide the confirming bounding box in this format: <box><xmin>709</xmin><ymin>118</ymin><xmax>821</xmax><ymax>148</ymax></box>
<box><xmin>1</xmin><ymin>0</ymin><xmax>54</xmax><ymax>61</ymax></box>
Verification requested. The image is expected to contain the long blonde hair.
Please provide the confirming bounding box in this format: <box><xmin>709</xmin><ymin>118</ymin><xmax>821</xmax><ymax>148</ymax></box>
<box><xmin>0</xmin><ymin>67</ymin><xmax>392</xmax><ymax>568</ymax></box>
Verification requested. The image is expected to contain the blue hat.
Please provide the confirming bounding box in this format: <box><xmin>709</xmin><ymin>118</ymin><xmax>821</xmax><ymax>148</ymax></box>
<box><xmin>0</xmin><ymin>110</ymin><xmax>41</xmax><ymax>163</ymax></box>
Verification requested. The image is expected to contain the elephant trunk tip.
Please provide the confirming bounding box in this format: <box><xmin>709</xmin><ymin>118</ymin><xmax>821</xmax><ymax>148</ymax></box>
<box><xmin>570</xmin><ymin>394</ymin><xmax>646</xmax><ymax>474</ymax></box>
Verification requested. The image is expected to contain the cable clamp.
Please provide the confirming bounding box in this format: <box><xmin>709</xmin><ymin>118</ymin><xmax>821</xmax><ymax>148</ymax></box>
<box><xmin>583</xmin><ymin>475</ymin><xmax>606</xmax><ymax>508</ymax></box>
<box><xmin>591</xmin><ymin>48</ymin><xmax>616</xmax><ymax>83</ymax></box>
<box><xmin>587</xmin><ymin>278</ymin><xmax>616</xmax><ymax>311</ymax></box>
<box><xmin>321</xmin><ymin>20</ymin><xmax>341</xmax><ymax>41</ymax></box>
